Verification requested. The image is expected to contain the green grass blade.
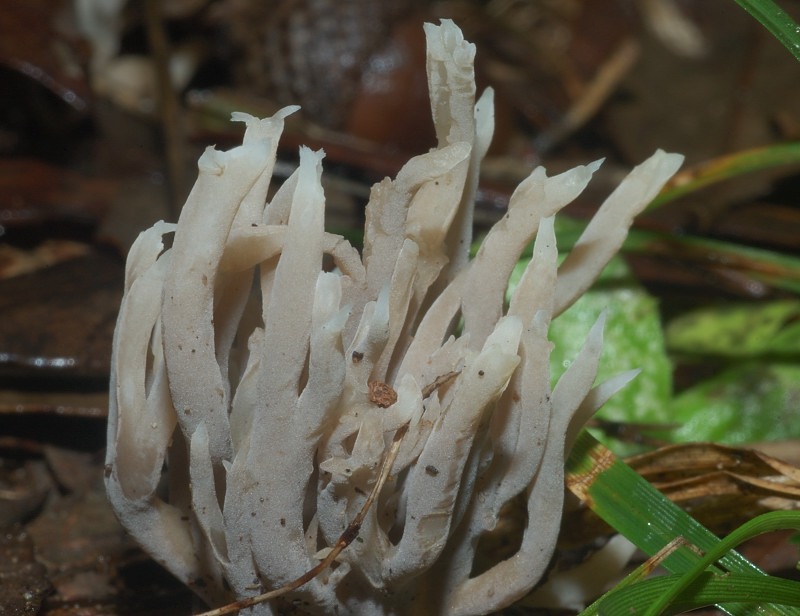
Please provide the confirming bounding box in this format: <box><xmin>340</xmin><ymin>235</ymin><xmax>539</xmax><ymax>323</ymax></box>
<box><xmin>733</xmin><ymin>0</ymin><xmax>800</xmax><ymax>62</ymax></box>
<box><xmin>600</xmin><ymin>573</ymin><xmax>800</xmax><ymax>616</ymax></box>
<box><xmin>577</xmin><ymin>538</ymin><xmax>691</xmax><ymax>616</ymax></box>
<box><xmin>510</xmin><ymin>216</ymin><xmax>800</xmax><ymax>297</ymax></box>
<box><xmin>644</xmin><ymin>511</ymin><xmax>800</xmax><ymax>616</ymax></box>
<box><xmin>648</xmin><ymin>142</ymin><xmax>800</xmax><ymax>210</ymax></box>
<box><xmin>623</xmin><ymin>229</ymin><xmax>800</xmax><ymax>295</ymax></box>
<box><xmin>565</xmin><ymin>430</ymin><xmax>800</xmax><ymax>616</ymax></box>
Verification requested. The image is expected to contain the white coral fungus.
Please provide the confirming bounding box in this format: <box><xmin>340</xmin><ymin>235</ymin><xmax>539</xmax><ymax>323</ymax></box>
<box><xmin>105</xmin><ymin>19</ymin><xmax>683</xmax><ymax>616</ymax></box>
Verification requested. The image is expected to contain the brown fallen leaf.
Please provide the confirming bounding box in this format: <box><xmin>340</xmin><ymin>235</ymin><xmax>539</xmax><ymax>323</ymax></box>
<box><xmin>627</xmin><ymin>441</ymin><xmax>800</xmax><ymax>491</ymax></box>
<box><xmin>0</xmin><ymin>390</ymin><xmax>107</xmax><ymax>418</ymax></box>
<box><xmin>25</xmin><ymin>467</ymin><xmax>193</xmax><ymax>616</ymax></box>
<box><xmin>0</xmin><ymin>159</ymin><xmax>115</xmax><ymax>232</ymax></box>
<box><xmin>0</xmin><ymin>251</ymin><xmax>122</xmax><ymax>381</ymax></box>
<box><xmin>626</xmin><ymin>442</ymin><xmax>800</xmax><ymax>532</ymax></box>
<box><xmin>0</xmin><ymin>240</ymin><xmax>91</xmax><ymax>280</ymax></box>
<box><xmin>0</xmin><ymin>0</ymin><xmax>93</xmax><ymax>156</ymax></box>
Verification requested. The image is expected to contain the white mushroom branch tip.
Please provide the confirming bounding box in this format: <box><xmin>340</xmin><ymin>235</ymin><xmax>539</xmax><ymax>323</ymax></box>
<box><xmin>105</xmin><ymin>18</ymin><xmax>683</xmax><ymax>616</ymax></box>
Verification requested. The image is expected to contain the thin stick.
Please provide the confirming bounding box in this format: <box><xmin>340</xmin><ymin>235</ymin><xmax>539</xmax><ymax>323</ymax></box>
<box><xmin>144</xmin><ymin>0</ymin><xmax>186</xmax><ymax>217</ymax></box>
<box><xmin>533</xmin><ymin>37</ymin><xmax>639</xmax><ymax>152</ymax></box>
<box><xmin>421</xmin><ymin>370</ymin><xmax>460</xmax><ymax>398</ymax></box>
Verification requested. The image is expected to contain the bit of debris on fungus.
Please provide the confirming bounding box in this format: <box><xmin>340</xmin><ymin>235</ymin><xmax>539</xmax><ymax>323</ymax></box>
<box><xmin>368</xmin><ymin>381</ymin><xmax>398</xmax><ymax>408</ymax></box>
<box><xmin>105</xmin><ymin>19</ymin><xmax>683</xmax><ymax>616</ymax></box>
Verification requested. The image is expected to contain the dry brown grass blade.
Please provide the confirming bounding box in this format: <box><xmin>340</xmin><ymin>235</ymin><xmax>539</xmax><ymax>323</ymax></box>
<box><xmin>628</xmin><ymin>442</ymin><xmax>800</xmax><ymax>503</ymax></box>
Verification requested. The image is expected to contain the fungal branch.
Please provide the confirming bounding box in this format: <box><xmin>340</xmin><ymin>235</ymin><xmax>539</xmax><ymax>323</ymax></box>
<box><xmin>196</xmin><ymin>423</ymin><xmax>410</xmax><ymax>616</ymax></box>
<box><xmin>105</xmin><ymin>19</ymin><xmax>683</xmax><ymax>616</ymax></box>
<box><xmin>195</xmin><ymin>369</ymin><xmax>460</xmax><ymax>616</ymax></box>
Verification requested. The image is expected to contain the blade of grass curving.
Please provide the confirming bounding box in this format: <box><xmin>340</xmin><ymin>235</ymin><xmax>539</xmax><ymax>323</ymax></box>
<box><xmin>643</xmin><ymin>511</ymin><xmax>800</xmax><ymax>616</ymax></box>
<box><xmin>600</xmin><ymin>572</ymin><xmax>800</xmax><ymax>616</ymax></box>
<box><xmin>733</xmin><ymin>0</ymin><xmax>800</xmax><ymax>62</ymax></box>
<box><xmin>648</xmin><ymin>142</ymin><xmax>800</xmax><ymax>210</ymax></box>
<box><xmin>565</xmin><ymin>430</ymin><xmax>800</xmax><ymax>616</ymax></box>
<box><xmin>578</xmin><ymin>537</ymin><xmax>692</xmax><ymax>616</ymax></box>
<box><xmin>622</xmin><ymin>229</ymin><xmax>800</xmax><ymax>295</ymax></box>
<box><xmin>525</xmin><ymin>218</ymin><xmax>800</xmax><ymax>297</ymax></box>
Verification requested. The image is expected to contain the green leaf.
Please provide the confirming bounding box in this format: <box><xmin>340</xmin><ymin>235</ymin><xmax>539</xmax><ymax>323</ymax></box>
<box><xmin>668</xmin><ymin>361</ymin><xmax>800</xmax><ymax>444</ymax></box>
<box><xmin>665</xmin><ymin>301</ymin><xmax>800</xmax><ymax>359</ymax></box>
<box><xmin>649</xmin><ymin>143</ymin><xmax>800</xmax><ymax>210</ymax></box>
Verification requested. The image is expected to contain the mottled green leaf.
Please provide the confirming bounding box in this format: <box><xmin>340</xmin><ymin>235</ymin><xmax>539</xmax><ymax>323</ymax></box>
<box><xmin>666</xmin><ymin>301</ymin><xmax>800</xmax><ymax>359</ymax></box>
<box><xmin>667</xmin><ymin>361</ymin><xmax>800</xmax><ymax>444</ymax></box>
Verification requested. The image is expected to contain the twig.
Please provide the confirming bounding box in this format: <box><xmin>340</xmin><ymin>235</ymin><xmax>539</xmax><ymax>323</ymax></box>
<box><xmin>144</xmin><ymin>0</ymin><xmax>186</xmax><ymax>217</ymax></box>
<box><xmin>533</xmin><ymin>37</ymin><xmax>639</xmax><ymax>153</ymax></box>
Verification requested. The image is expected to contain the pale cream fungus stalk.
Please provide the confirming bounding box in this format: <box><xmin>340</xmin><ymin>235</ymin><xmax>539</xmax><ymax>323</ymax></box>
<box><xmin>105</xmin><ymin>19</ymin><xmax>683</xmax><ymax>616</ymax></box>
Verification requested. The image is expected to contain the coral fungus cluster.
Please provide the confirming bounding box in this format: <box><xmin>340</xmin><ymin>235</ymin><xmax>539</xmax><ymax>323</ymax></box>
<box><xmin>105</xmin><ymin>19</ymin><xmax>682</xmax><ymax>616</ymax></box>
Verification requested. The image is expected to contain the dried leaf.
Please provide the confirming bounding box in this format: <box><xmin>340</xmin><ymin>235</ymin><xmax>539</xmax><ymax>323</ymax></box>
<box><xmin>0</xmin><ymin>159</ymin><xmax>114</xmax><ymax>229</ymax></box>
<box><xmin>0</xmin><ymin>251</ymin><xmax>122</xmax><ymax>380</ymax></box>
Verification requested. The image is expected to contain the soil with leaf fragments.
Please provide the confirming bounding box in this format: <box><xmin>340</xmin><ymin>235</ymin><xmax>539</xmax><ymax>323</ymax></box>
<box><xmin>1</xmin><ymin>0</ymin><xmax>800</xmax><ymax>614</ymax></box>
